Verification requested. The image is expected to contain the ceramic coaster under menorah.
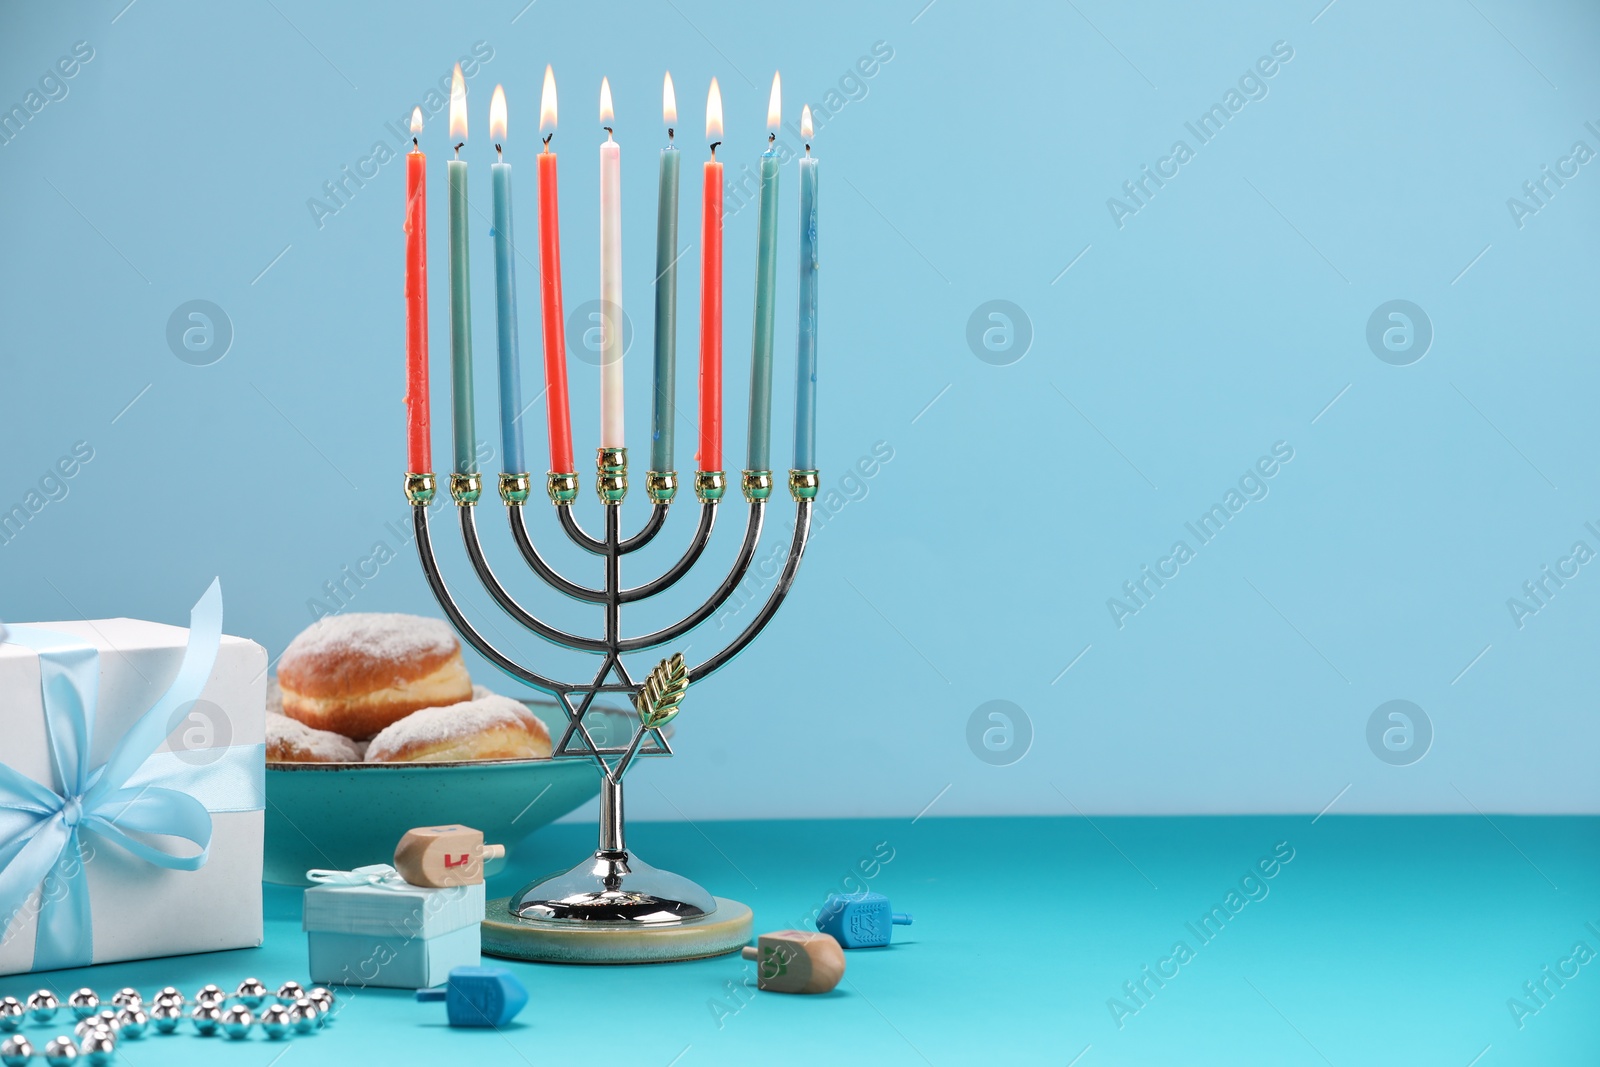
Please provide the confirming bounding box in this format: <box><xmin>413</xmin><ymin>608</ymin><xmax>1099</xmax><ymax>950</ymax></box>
<box><xmin>402</xmin><ymin>458</ymin><xmax>816</xmax><ymax>962</ymax></box>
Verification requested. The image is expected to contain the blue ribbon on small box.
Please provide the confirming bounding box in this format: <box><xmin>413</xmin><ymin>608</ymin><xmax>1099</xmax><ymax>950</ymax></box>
<box><xmin>0</xmin><ymin>580</ymin><xmax>265</xmax><ymax>971</ymax></box>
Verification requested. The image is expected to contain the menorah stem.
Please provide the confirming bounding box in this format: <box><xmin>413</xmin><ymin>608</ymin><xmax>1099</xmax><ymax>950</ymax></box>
<box><xmin>604</xmin><ymin>503</ymin><xmax>621</xmax><ymax>645</ymax></box>
<box><xmin>598</xmin><ymin>776</ymin><xmax>625</xmax><ymax>854</ymax></box>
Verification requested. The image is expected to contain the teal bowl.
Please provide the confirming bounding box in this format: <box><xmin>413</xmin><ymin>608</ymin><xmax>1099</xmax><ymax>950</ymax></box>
<box><xmin>263</xmin><ymin>701</ymin><xmax>633</xmax><ymax>885</ymax></box>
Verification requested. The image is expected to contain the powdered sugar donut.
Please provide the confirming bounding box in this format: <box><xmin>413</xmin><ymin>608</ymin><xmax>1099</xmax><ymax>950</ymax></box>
<box><xmin>364</xmin><ymin>693</ymin><xmax>552</xmax><ymax>763</ymax></box>
<box><xmin>277</xmin><ymin>613</ymin><xmax>473</xmax><ymax>740</ymax></box>
<box><xmin>267</xmin><ymin>711</ymin><xmax>365</xmax><ymax>763</ymax></box>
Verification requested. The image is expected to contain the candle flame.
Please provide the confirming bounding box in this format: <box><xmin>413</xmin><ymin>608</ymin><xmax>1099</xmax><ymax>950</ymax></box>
<box><xmin>489</xmin><ymin>85</ymin><xmax>507</xmax><ymax>144</ymax></box>
<box><xmin>449</xmin><ymin>63</ymin><xmax>467</xmax><ymax>142</ymax></box>
<box><xmin>663</xmin><ymin>71</ymin><xmax>676</xmax><ymax>128</ymax></box>
<box><xmin>410</xmin><ymin>107</ymin><xmax>423</xmax><ymax>135</ymax></box>
<box><xmin>540</xmin><ymin>65</ymin><xmax>557</xmax><ymax>135</ymax></box>
<box><xmin>766</xmin><ymin>72</ymin><xmax>781</xmax><ymax>130</ymax></box>
<box><xmin>800</xmin><ymin>104</ymin><xmax>813</xmax><ymax>141</ymax></box>
<box><xmin>599</xmin><ymin>76</ymin><xmax>614</xmax><ymax>126</ymax></box>
<box><xmin>706</xmin><ymin>77</ymin><xmax>722</xmax><ymax>143</ymax></box>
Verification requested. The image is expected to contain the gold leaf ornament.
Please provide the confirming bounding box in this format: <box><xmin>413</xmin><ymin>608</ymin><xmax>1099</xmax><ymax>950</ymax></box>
<box><xmin>635</xmin><ymin>652</ymin><xmax>688</xmax><ymax>730</ymax></box>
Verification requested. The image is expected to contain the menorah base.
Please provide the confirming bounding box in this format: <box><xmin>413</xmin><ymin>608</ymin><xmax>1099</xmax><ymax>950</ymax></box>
<box><xmin>509</xmin><ymin>848</ymin><xmax>716</xmax><ymax>923</ymax></box>
<box><xmin>484</xmin><ymin>887</ymin><xmax>753</xmax><ymax>965</ymax></box>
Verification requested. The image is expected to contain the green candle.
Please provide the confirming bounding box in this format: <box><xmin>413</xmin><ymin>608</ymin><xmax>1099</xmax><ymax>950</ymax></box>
<box><xmin>447</xmin><ymin>67</ymin><xmax>475</xmax><ymax>476</ymax></box>
<box><xmin>745</xmin><ymin>74</ymin><xmax>782</xmax><ymax>472</ymax></box>
<box><xmin>652</xmin><ymin>126</ymin><xmax>681</xmax><ymax>473</ymax></box>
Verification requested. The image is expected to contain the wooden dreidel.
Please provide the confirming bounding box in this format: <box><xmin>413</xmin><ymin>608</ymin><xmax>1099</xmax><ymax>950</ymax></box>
<box><xmin>415</xmin><ymin>967</ymin><xmax>528</xmax><ymax>1027</ymax></box>
<box><xmin>741</xmin><ymin>931</ymin><xmax>845</xmax><ymax>994</ymax></box>
<box><xmin>394</xmin><ymin>824</ymin><xmax>505</xmax><ymax>887</ymax></box>
<box><xmin>817</xmin><ymin>892</ymin><xmax>913</xmax><ymax>948</ymax></box>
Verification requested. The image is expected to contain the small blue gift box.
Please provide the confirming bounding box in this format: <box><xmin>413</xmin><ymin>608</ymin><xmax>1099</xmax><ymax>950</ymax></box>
<box><xmin>303</xmin><ymin>866</ymin><xmax>485</xmax><ymax>988</ymax></box>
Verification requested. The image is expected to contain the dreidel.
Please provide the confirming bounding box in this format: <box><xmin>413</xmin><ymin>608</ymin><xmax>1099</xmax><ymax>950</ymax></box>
<box><xmin>740</xmin><ymin>931</ymin><xmax>845</xmax><ymax>994</ymax></box>
<box><xmin>816</xmin><ymin>892</ymin><xmax>913</xmax><ymax>948</ymax></box>
<box><xmin>415</xmin><ymin>967</ymin><xmax>527</xmax><ymax>1027</ymax></box>
<box><xmin>393</xmin><ymin>824</ymin><xmax>505</xmax><ymax>887</ymax></box>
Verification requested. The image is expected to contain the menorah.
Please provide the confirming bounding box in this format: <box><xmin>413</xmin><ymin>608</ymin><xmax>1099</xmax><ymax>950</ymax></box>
<box><xmin>403</xmin><ymin>456</ymin><xmax>815</xmax><ymax>958</ymax></box>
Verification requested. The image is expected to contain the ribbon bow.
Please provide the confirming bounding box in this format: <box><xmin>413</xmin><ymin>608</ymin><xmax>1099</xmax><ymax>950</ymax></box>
<box><xmin>0</xmin><ymin>579</ymin><xmax>230</xmax><ymax>971</ymax></box>
<box><xmin>306</xmin><ymin>864</ymin><xmax>412</xmax><ymax>890</ymax></box>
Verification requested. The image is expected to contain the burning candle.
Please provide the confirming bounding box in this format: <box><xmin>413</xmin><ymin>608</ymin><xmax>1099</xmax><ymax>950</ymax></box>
<box><xmin>794</xmin><ymin>105</ymin><xmax>819</xmax><ymax>472</ymax></box>
<box><xmin>745</xmin><ymin>72</ymin><xmax>781</xmax><ymax>473</ymax></box>
<box><xmin>599</xmin><ymin>77</ymin><xmax>623</xmax><ymax>449</ymax></box>
<box><xmin>698</xmin><ymin>77</ymin><xmax>724</xmax><ymax>474</ymax></box>
<box><xmin>537</xmin><ymin>66</ymin><xmax>575</xmax><ymax>476</ymax></box>
<box><xmin>489</xmin><ymin>85</ymin><xmax>526</xmax><ymax>477</ymax></box>
<box><xmin>651</xmin><ymin>72</ymin><xmax>680</xmax><ymax>475</ymax></box>
<box><xmin>404</xmin><ymin>107</ymin><xmax>431</xmax><ymax>475</ymax></box>
<box><xmin>446</xmin><ymin>64</ymin><xmax>476</xmax><ymax>477</ymax></box>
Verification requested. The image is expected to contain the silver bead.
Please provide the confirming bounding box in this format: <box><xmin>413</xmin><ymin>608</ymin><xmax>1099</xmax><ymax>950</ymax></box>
<box><xmin>234</xmin><ymin>978</ymin><xmax>267</xmax><ymax>1009</ymax></box>
<box><xmin>306</xmin><ymin>987</ymin><xmax>335</xmax><ymax>1019</ymax></box>
<box><xmin>89</xmin><ymin>1012</ymin><xmax>117</xmax><ymax>1035</ymax></box>
<box><xmin>25</xmin><ymin>992</ymin><xmax>58</xmax><ymax>1024</ymax></box>
<box><xmin>289</xmin><ymin>999</ymin><xmax>318</xmax><ymax>1034</ymax></box>
<box><xmin>148</xmin><ymin>1005</ymin><xmax>182</xmax><ymax>1034</ymax></box>
<box><xmin>0</xmin><ymin>1035</ymin><xmax>32</xmax><ymax>1067</ymax></box>
<box><xmin>220</xmin><ymin>1005</ymin><xmax>253</xmax><ymax>1040</ymax></box>
<box><xmin>0</xmin><ymin>1000</ymin><xmax>21</xmax><ymax>1033</ymax></box>
<box><xmin>41</xmin><ymin>1038</ymin><xmax>75</xmax><ymax>1067</ymax></box>
<box><xmin>258</xmin><ymin>1005</ymin><xmax>292</xmax><ymax>1040</ymax></box>
<box><xmin>66</xmin><ymin>991</ymin><xmax>97</xmax><ymax>1021</ymax></box>
<box><xmin>109</xmin><ymin>990</ymin><xmax>139</xmax><ymax>1011</ymax></box>
<box><xmin>193</xmin><ymin>985</ymin><xmax>224</xmax><ymax>1009</ymax></box>
<box><xmin>154</xmin><ymin>987</ymin><xmax>181</xmax><ymax>1004</ymax></box>
<box><xmin>113</xmin><ymin>1007</ymin><xmax>146</xmax><ymax>1040</ymax></box>
<box><xmin>68</xmin><ymin>1024</ymin><xmax>107</xmax><ymax>1043</ymax></box>
<box><xmin>274</xmin><ymin>982</ymin><xmax>304</xmax><ymax>1004</ymax></box>
<box><xmin>77</xmin><ymin>1034</ymin><xmax>111</xmax><ymax>1067</ymax></box>
<box><xmin>190</xmin><ymin>1004</ymin><xmax>222</xmax><ymax>1036</ymax></box>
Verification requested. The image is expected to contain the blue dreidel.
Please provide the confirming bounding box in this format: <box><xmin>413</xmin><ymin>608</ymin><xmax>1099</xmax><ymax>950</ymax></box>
<box><xmin>415</xmin><ymin>967</ymin><xmax>528</xmax><ymax>1027</ymax></box>
<box><xmin>817</xmin><ymin>892</ymin><xmax>913</xmax><ymax>948</ymax></box>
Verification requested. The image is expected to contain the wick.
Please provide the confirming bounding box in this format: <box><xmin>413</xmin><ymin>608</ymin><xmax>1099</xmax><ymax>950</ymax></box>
<box><xmin>543</xmin><ymin>132</ymin><xmax>553</xmax><ymax>152</ymax></box>
<box><xmin>454</xmin><ymin>141</ymin><xmax>464</xmax><ymax>157</ymax></box>
<box><xmin>495</xmin><ymin>142</ymin><xmax>503</xmax><ymax>159</ymax></box>
<box><xmin>768</xmin><ymin>132</ymin><xmax>775</xmax><ymax>144</ymax></box>
<box><xmin>412</xmin><ymin>136</ymin><xmax>419</xmax><ymax>149</ymax></box>
<box><xmin>603</xmin><ymin>125</ymin><xmax>613</xmax><ymax>140</ymax></box>
<box><xmin>805</xmin><ymin>142</ymin><xmax>811</xmax><ymax>155</ymax></box>
<box><xmin>668</xmin><ymin>126</ymin><xmax>674</xmax><ymax>142</ymax></box>
<box><xmin>709</xmin><ymin>140</ymin><xmax>721</xmax><ymax>159</ymax></box>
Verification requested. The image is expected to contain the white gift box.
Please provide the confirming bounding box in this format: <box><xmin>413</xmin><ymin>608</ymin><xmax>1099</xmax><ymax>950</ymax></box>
<box><xmin>0</xmin><ymin>614</ymin><xmax>266</xmax><ymax>975</ymax></box>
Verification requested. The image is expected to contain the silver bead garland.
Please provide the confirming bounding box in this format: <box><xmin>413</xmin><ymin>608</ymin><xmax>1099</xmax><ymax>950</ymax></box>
<box><xmin>0</xmin><ymin>980</ymin><xmax>327</xmax><ymax>1057</ymax></box>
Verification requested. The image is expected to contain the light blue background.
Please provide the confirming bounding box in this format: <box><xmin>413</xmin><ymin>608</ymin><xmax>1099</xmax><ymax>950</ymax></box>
<box><xmin>3</xmin><ymin>0</ymin><xmax>1599</xmax><ymax>821</ymax></box>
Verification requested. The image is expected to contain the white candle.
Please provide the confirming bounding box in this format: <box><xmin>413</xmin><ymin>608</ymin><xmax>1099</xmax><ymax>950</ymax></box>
<box><xmin>599</xmin><ymin>77</ymin><xmax>623</xmax><ymax>447</ymax></box>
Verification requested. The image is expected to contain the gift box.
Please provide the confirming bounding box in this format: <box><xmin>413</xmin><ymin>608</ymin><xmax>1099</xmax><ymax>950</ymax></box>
<box><xmin>0</xmin><ymin>582</ymin><xmax>266</xmax><ymax>975</ymax></box>
<box><xmin>304</xmin><ymin>868</ymin><xmax>485</xmax><ymax>988</ymax></box>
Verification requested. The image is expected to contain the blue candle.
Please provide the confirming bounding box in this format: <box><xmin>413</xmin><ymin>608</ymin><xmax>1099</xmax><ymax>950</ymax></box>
<box><xmin>489</xmin><ymin>86</ymin><xmax>526</xmax><ymax>475</ymax></box>
<box><xmin>793</xmin><ymin>106</ymin><xmax>819</xmax><ymax>471</ymax></box>
<box><xmin>746</xmin><ymin>74</ymin><xmax>781</xmax><ymax>472</ymax></box>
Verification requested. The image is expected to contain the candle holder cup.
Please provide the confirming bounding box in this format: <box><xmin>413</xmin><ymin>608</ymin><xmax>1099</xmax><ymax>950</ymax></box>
<box><xmin>409</xmin><ymin>447</ymin><xmax>813</xmax><ymax>961</ymax></box>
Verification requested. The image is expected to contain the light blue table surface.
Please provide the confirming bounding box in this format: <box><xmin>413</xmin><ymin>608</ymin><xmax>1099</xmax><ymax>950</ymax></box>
<box><xmin>7</xmin><ymin>816</ymin><xmax>1597</xmax><ymax>1065</ymax></box>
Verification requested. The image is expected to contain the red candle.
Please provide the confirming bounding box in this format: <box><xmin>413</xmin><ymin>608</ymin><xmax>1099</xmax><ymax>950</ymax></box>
<box><xmin>537</xmin><ymin>66</ymin><xmax>575</xmax><ymax>475</ymax></box>
<box><xmin>404</xmin><ymin>107</ymin><xmax>431</xmax><ymax>474</ymax></box>
<box><xmin>697</xmin><ymin>78</ymin><xmax>724</xmax><ymax>472</ymax></box>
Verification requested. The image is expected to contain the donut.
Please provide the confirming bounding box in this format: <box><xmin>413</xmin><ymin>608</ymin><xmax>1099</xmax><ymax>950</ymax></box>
<box><xmin>266</xmin><ymin>712</ymin><xmax>365</xmax><ymax>763</ymax></box>
<box><xmin>364</xmin><ymin>693</ymin><xmax>552</xmax><ymax>763</ymax></box>
<box><xmin>277</xmin><ymin>614</ymin><xmax>473</xmax><ymax>740</ymax></box>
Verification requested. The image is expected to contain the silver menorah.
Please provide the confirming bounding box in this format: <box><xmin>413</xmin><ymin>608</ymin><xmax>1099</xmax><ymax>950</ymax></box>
<box><xmin>404</xmin><ymin>457</ymin><xmax>815</xmax><ymax>932</ymax></box>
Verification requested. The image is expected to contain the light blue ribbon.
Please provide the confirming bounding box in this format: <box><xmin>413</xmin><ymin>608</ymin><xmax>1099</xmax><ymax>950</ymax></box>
<box><xmin>0</xmin><ymin>579</ymin><xmax>263</xmax><ymax>971</ymax></box>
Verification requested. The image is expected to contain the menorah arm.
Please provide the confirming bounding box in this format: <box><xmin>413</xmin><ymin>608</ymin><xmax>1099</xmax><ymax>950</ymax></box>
<box><xmin>616</xmin><ymin>501</ymin><xmax>766</xmax><ymax>652</ymax></box>
<box><xmin>510</xmin><ymin>504</ymin><xmax>608</xmax><ymax>603</ymax></box>
<box><xmin>556</xmin><ymin>504</ymin><xmax>607</xmax><ymax>554</ymax></box>
<box><xmin>619</xmin><ymin>502</ymin><xmax>717</xmax><ymax>603</ymax></box>
<box><xmin>688</xmin><ymin>499</ymin><xmax>813</xmax><ymax>681</ymax></box>
<box><xmin>618</xmin><ymin>503</ymin><xmax>668</xmax><ymax>554</ymax></box>
<box><xmin>460</xmin><ymin>507</ymin><xmax>608</xmax><ymax>652</ymax></box>
<box><xmin>412</xmin><ymin>503</ymin><xmax>567</xmax><ymax>695</ymax></box>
